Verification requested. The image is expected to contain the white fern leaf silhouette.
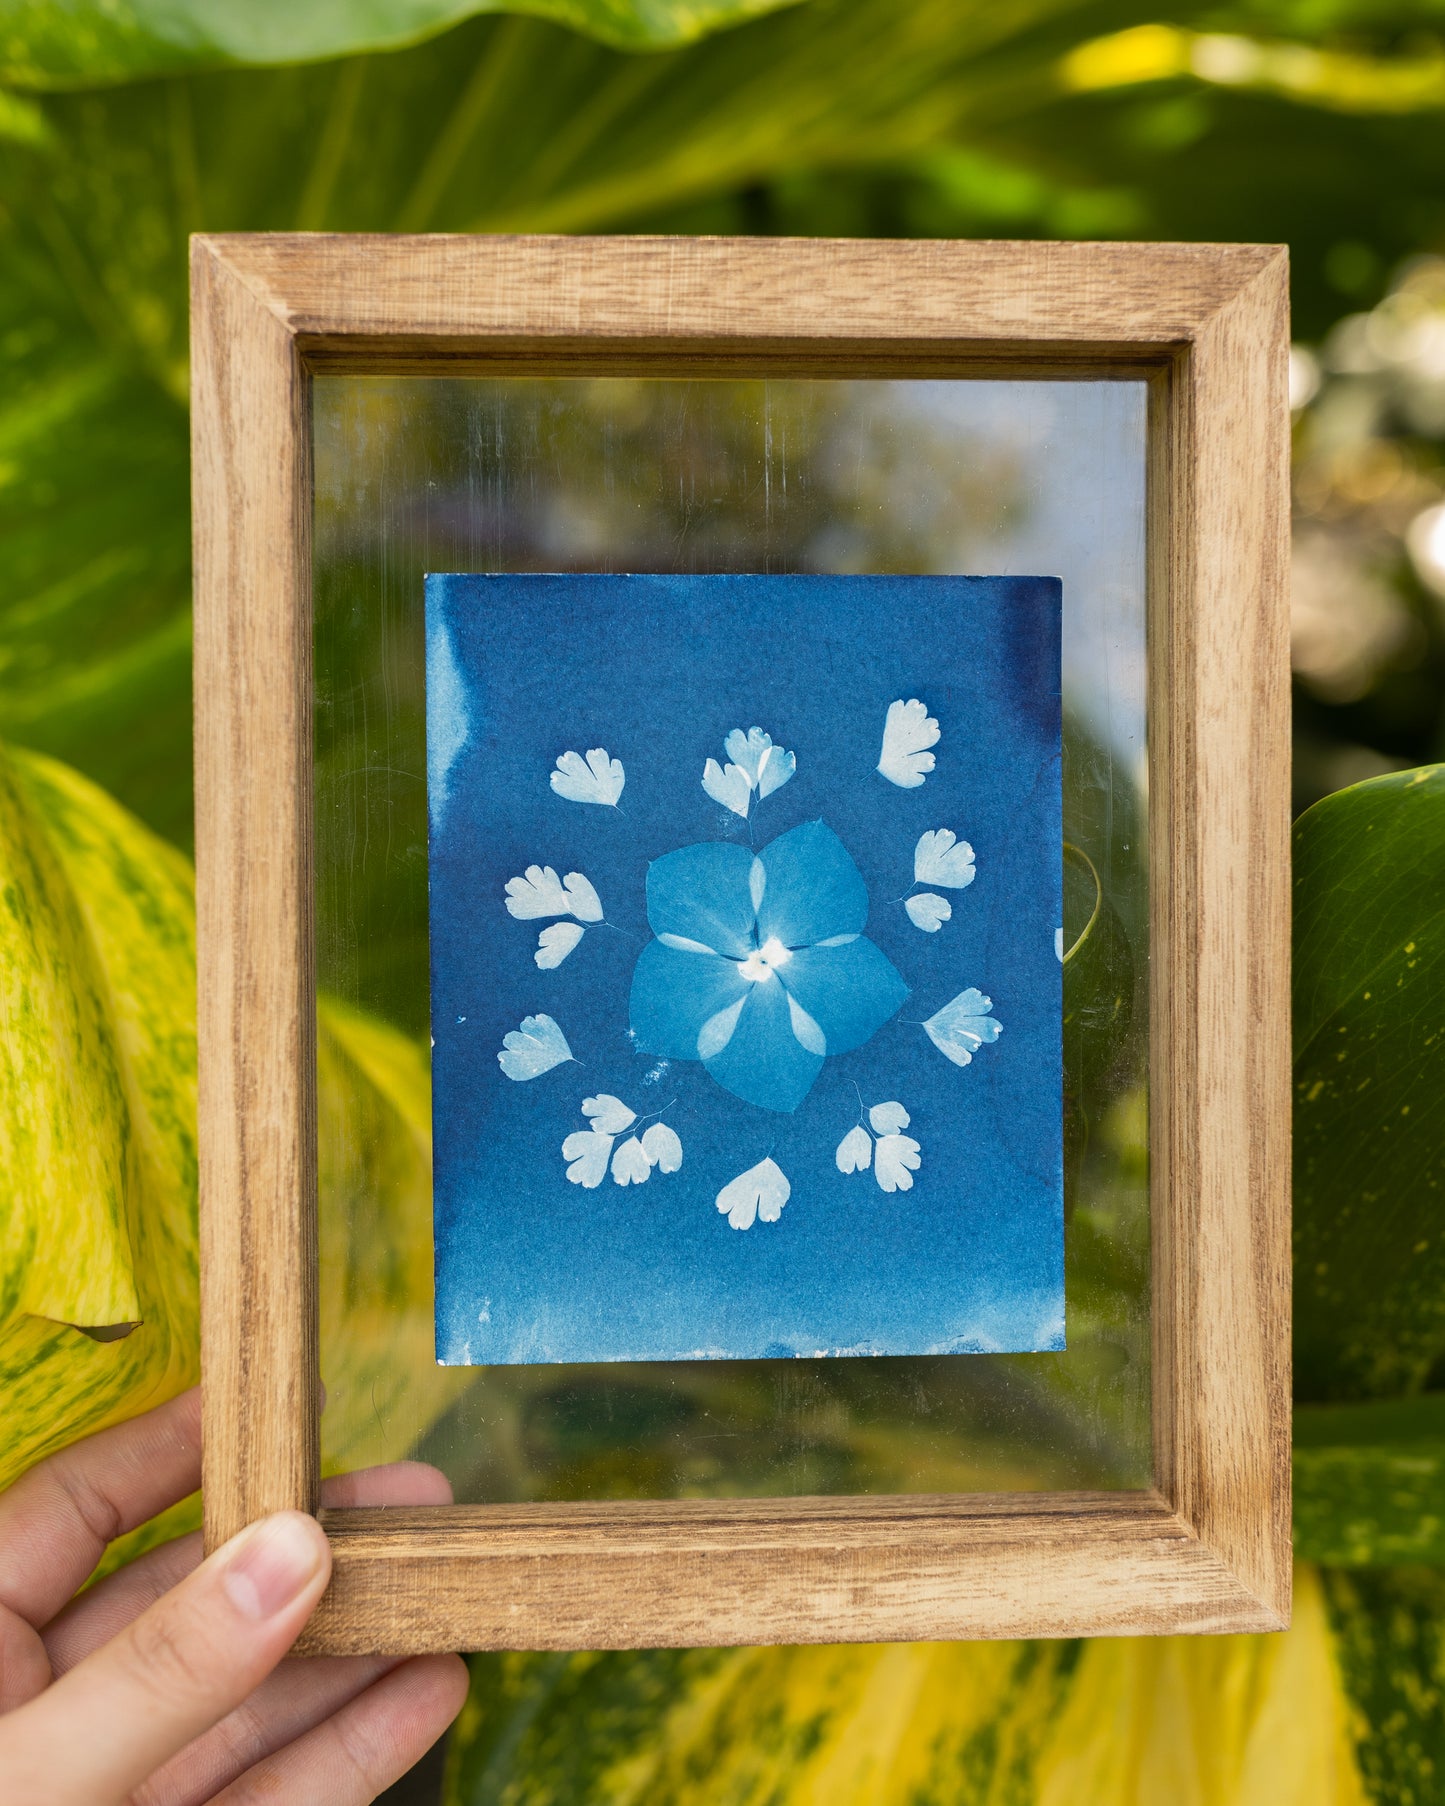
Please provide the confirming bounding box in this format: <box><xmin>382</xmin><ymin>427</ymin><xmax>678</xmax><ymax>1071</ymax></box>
<box><xmin>914</xmin><ymin>829</ymin><xmax>976</xmax><ymax>889</ymax></box>
<box><xmin>507</xmin><ymin>866</ymin><xmax>603</xmax><ymax>925</ymax></box>
<box><xmin>505</xmin><ymin>864</ymin><xmax>570</xmax><ymax>918</ymax></box>
<box><xmin>875</xmin><ymin>1133</ymin><xmax>922</xmax><ymax>1193</ymax></box>
<box><xmin>641</xmin><ymin>1122</ymin><xmax>683</xmax><ymax>1173</ymax></box>
<box><xmin>722</xmin><ymin>727</ymin><xmax>765</xmax><ymax>783</ymax></box>
<box><xmin>922</xmin><ymin>989</ymin><xmax>1003</xmax><ymax>1067</ymax></box>
<box><xmin>702</xmin><ymin>757</ymin><xmax>753</xmax><ymax>818</ymax></box>
<box><xmin>561</xmin><ymin>871</ymin><xmax>604</xmax><ymax>922</ymax></box>
<box><xmin>716</xmin><ymin>1157</ymin><xmax>790</xmax><ymax>1230</ymax></box>
<box><xmin>582</xmin><ymin>1094</ymin><xmax>636</xmax><ymax>1135</ymax></box>
<box><xmin>551</xmin><ymin>748</ymin><xmax>624</xmax><ymax>806</ymax></box>
<box><xmin>497</xmin><ymin>1014</ymin><xmax>573</xmax><ymax>1080</ymax></box>
<box><xmin>535</xmin><ymin>922</ymin><xmax>585</xmax><ymax>968</ymax></box>
<box><xmin>877</xmin><ymin>698</ymin><xmax>940</xmax><ymax>788</ymax></box>
<box><xmin>904</xmin><ymin>893</ymin><xmax>951</xmax><ymax>933</ymax></box>
<box><xmin>869</xmin><ymin>1101</ymin><xmax>910</xmax><ymax>1135</ymax></box>
<box><xmin>562</xmin><ymin>1129</ymin><xmax>613</xmax><ymax>1188</ymax></box>
<box><xmin>756</xmin><ymin>742</ymin><xmax>797</xmax><ymax>799</ymax></box>
<box><xmin>611</xmin><ymin>1136</ymin><xmax>653</xmax><ymax>1186</ymax></box>
<box><xmin>723</xmin><ymin>726</ymin><xmax>796</xmax><ymax>800</ymax></box>
<box><xmin>835</xmin><ymin>1125</ymin><xmax>873</xmax><ymax>1174</ymax></box>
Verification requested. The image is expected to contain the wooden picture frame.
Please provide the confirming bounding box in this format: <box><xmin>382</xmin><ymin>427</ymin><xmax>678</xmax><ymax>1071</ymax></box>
<box><xmin>192</xmin><ymin>233</ymin><xmax>1291</xmax><ymax>1654</ymax></box>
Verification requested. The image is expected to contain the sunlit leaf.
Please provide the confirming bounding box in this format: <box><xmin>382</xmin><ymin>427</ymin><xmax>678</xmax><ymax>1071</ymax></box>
<box><xmin>0</xmin><ymin>0</ymin><xmax>806</xmax><ymax>86</ymax></box>
<box><xmin>1293</xmin><ymin>765</ymin><xmax>1445</xmax><ymax>1400</ymax></box>
<box><xmin>0</xmin><ymin>742</ymin><xmax>196</xmax><ymax>1486</ymax></box>
<box><xmin>443</xmin><ymin>1566</ymin><xmax>1369</xmax><ymax>1803</ymax></box>
<box><xmin>2</xmin><ymin>0</ymin><xmax>1429</xmax><ymax>853</ymax></box>
<box><xmin>0</xmin><ymin>743</ymin><xmax>464</xmax><ymax>1501</ymax></box>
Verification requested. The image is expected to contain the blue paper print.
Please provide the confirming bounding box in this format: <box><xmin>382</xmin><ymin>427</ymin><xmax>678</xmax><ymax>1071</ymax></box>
<box><xmin>428</xmin><ymin>573</ymin><xmax>1063</xmax><ymax>1365</ymax></box>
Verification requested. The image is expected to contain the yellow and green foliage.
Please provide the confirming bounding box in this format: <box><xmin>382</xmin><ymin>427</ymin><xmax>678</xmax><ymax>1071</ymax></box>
<box><xmin>0</xmin><ymin>741</ymin><xmax>463</xmax><ymax>1504</ymax></box>
<box><xmin>444</xmin><ymin>1568</ymin><xmax>1369</xmax><ymax>1804</ymax></box>
<box><xmin>6</xmin><ymin>740</ymin><xmax>1445</xmax><ymax>1801</ymax></box>
<box><xmin>4</xmin><ymin>0</ymin><xmax>1445</xmax><ymax>1795</ymax></box>
<box><xmin>0</xmin><ymin>744</ymin><xmax>198</xmax><ymax>1486</ymax></box>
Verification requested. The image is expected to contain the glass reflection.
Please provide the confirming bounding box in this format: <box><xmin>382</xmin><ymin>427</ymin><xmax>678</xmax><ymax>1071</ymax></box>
<box><xmin>313</xmin><ymin>376</ymin><xmax>1150</xmax><ymax>1501</ymax></box>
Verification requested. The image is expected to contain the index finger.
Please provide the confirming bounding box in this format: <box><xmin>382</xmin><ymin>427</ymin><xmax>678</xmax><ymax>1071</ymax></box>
<box><xmin>0</xmin><ymin>1389</ymin><xmax>201</xmax><ymax>1629</ymax></box>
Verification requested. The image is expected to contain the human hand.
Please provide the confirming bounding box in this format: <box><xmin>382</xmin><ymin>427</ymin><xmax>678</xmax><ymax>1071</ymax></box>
<box><xmin>0</xmin><ymin>1388</ymin><xmax>468</xmax><ymax>1804</ymax></box>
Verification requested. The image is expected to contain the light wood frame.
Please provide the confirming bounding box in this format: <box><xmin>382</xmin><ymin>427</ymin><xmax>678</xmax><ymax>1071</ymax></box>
<box><xmin>192</xmin><ymin>234</ymin><xmax>1291</xmax><ymax>1654</ymax></box>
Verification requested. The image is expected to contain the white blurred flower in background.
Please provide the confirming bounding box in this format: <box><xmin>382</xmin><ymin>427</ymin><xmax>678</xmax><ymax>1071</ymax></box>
<box><xmin>1406</xmin><ymin>503</ymin><xmax>1445</xmax><ymax>601</ymax></box>
<box><xmin>1291</xmin><ymin>527</ymin><xmax>1420</xmax><ymax>703</ymax></box>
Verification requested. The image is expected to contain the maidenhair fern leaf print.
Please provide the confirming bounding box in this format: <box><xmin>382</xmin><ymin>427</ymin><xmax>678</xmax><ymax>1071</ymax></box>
<box><xmin>427</xmin><ymin>574</ymin><xmax>1062</xmax><ymax>1365</ymax></box>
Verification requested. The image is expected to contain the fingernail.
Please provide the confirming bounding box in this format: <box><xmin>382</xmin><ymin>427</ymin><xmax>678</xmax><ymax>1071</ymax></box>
<box><xmin>220</xmin><ymin>1512</ymin><xmax>327</xmax><ymax>1621</ymax></box>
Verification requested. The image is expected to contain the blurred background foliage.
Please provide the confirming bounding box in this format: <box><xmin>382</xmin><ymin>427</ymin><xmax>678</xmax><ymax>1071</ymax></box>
<box><xmin>4</xmin><ymin>0</ymin><xmax>1445</xmax><ymax>846</ymax></box>
<box><xmin>1</xmin><ymin>0</ymin><xmax>1445</xmax><ymax>1799</ymax></box>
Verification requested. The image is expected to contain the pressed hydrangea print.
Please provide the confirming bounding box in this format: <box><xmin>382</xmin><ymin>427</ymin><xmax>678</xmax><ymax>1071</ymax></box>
<box><xmin>629</xmin><ymin>822</ymin><xmax>910</xmax><ymax>1111</ymax></box>
<box><xmin>428</xmin><ymin>574</ymin><xmax>1063</xmax><ymax>1364</ymax></box>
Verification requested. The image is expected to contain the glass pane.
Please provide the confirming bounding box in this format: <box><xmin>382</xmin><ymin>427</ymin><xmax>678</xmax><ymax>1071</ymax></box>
<box><xmin>313</xmin><ymin>376</ymin><xmax>1149</xmax><ymax>1500</ymax></box>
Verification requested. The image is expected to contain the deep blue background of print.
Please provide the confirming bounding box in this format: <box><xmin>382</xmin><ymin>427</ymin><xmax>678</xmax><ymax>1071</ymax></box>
<box><xmin>428</xmin><ymin>574</ymin><xmax>1062</xmax><ymax>1364</ymax></box>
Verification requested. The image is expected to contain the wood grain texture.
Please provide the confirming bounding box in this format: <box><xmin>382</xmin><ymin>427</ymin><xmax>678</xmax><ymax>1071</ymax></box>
<box><xmin>191</xmin><ymin>233</ymin><xmax>1292</xmax><ymax>1646</ymax></box>
<box><xmin>1149</xmin><ymin>255</ymin><xmax>1294</xmax><ymax>1622</ymax></box>
<box><xmin>192</xmin><ymin>239</ymin><xmax>320</xmax><ymax>1549</ymax></box>
<box><xmin>195</xmin><ymin>234</ymin><xmax>1279</xmax><ymax>366</ymax></box>
<box><xmin>299</xmin><ymin>1494</ymin><xmax>1277</xmax><ymax>1654</ymax></box>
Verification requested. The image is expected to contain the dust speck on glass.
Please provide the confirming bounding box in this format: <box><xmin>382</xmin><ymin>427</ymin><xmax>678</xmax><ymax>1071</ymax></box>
<box><xmin>313</xmin><ymin>377</ymin><xmax>1150</xmax><ymax>1500</ymax></box>
<box><xmin>427</xmin><ymin>575</ymin><xmax>1061</xmax><ymax>1364</ymax></box>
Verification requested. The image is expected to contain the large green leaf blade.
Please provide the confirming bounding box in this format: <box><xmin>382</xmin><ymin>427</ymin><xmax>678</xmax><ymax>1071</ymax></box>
<box><xmin>0</xmin><ymin>742</ymin><xmax>463</xmax><ymax>1496</ymax></box>
<box><xmin>0</xmin><ymin>0</ymin><xmax>806</xmax><ymax>86</ymax></box>
<box><xmin>1293</xmin><ymin>765</ymin><xmax>1445</xmax><ymax>1401</ymax></box>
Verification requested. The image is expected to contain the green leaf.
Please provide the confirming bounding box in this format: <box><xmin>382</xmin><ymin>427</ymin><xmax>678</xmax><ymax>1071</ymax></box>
<box><xmin>1294</xmin><ymin>1393</ymin><xmax>1445</xmax><ymax>1564</ymax></box>
<box><xmin>0</xmin><ymin>742</ymin><xmax>199</xmax><ymax>1489</ymax></box>
<box><xmin>444</xmin><ymin>1567</ymin><xmax>1370</xmax><ymax>1803</ymax></box>
<box><xmin>0</xmin><ymin>0</ymin><xmax>805</xmax><ymax>87</ymax></box>
<box><xmin>1293</xmin><ymin>765</ymin><xmax>1445</xmax><ymax>1401</ymax></box>
<box><xmin>1319</xmin><ymin>1567</ymin><xmax>1445</xmax><ymax>1806</ymax></box>
<box><xmin>0</xmin><ymin>741</ymin><xmax>464</xmax><ymax>1497</ymax></box>
<box><xmin>0</xmin><ymin>0</ymin><xmax>1083</xmax><ymax>845</ymax></box>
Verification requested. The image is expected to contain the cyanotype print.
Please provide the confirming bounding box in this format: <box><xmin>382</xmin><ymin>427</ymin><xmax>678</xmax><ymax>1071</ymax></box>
<box><xmin>428</xmin><ymin>574</ymin><xmax>1062</xmax><ymax>1364</ymax></box>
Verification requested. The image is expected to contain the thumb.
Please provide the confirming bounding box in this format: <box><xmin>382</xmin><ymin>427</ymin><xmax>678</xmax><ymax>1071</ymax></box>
<box><xmin>0</xmin><ymin>1510</ymin><xmax>330</xmax><ymax>1806</ymax></box>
